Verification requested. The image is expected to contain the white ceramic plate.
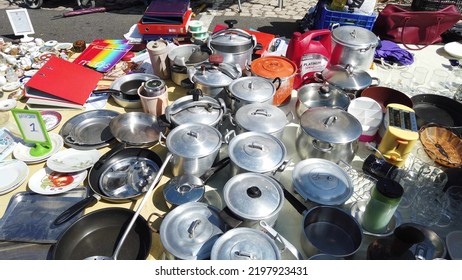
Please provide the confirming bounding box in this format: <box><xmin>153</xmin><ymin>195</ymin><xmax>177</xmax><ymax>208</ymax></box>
<box><xmin>44</xmin><ymin>40</ymin><xmax>58</xmax><ymax>47</ymax></box>
<box><xmin>1</xmin><ymin>82</ymin><xmax>21</xmax><ymax>92</ymax></box>
<box><xmin>47</xmin><ymin>148</ymin><xmax>101</xmax><ymax>173</ymax></box>
<box><xmin>0</xmin><ymin>128</ymin><xmax>18</xmax><ymax>161</ymax></box>
<box><xmin>0</xmin><ymin>99</ymin><xmax>18</xmax><ymax>112</ymax></box>
<box><xmin>0</xmin><ymin>159</ymin><xmax>29</xmax><ymax>195</ymax></box>
<box><xmin>444</xmin><ymin>42</ymin><xmax>462</xmax><ymax>58</ymax></box>
<box><xmin>55</xmin><ymin>42</ymin><xmax>73</xmax><ymax>50</ymax></box>
<box><xmin>40</xmin><ymin>110</ymin><xmax>62</xmax><ymax>131</ymax></box>
<box><xmin>13</xmin><ymin>133</ymin><xmax>64</xmax><ymax>164</ymax></box>
<box><xmin>28</xmin><ymin>167</ymin><xmax>87</xmax><ymax>195</ymax></box>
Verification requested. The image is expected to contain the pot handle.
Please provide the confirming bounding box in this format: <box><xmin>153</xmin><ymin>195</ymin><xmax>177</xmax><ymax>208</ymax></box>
<box><xmin>312</xmin><ymin>139</ymin><xmax>334</xmax><ymax>153</ymax></box>
<box><xmin>285</xmin><ymin>111</ymin><xmax>294</xmax><ymax>124</ymax></box>
<box><xmin>272</xmin><ymin>77</ymin><xmax>282</xmax><ymax>91</ymax></box>
<box><xmin>147</xmin><ymin>212</ymin><xmax>165</xmax><ymax>233</ymax></box>
<box><xmin>223</xmin><ymin>129</ymin><xmax>236</xmax><ymax>144</ymax></box>
<box><xmin>371</xmin><ymin>77</ymin><xmax>381</xmax><ymax>87</ymax></box>
<box><xmin>259</xmin><ymin>220</ymin><xmax>304</xmax><ymax>260</ymax></box>
<box><xmin>199</xmin><ymin>157</ymin><xmax>231</xmax><ymax>183</ymax></box>
<box><xmin>53</xmin><ymin>194</ymin><xmax>100</xmax><ymax>226</ymax></box>
<box><xmin>314</xmin><ymin>72</ymin><xmax>324</xmax><ymax>83</ymax></box>
<box><xmin>219</xmin><ymin>206</ymin><xmax>244</xmax><ymax>229</ymax></box>
<box><xmin>273</xmin><ymin>159</ymin><xmax>291</xmax><ymax>175</ymax></box>
<box><xmin>159</xmin><ymin>131</ymin><xmax>168</xmax><ymax>147</ymax></box>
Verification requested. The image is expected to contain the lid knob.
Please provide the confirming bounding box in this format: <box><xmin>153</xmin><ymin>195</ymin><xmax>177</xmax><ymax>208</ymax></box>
<box><xmin>224</xmin><ymin>19</ymin><xmax>238</xmax><ymax>28</ymax></box>
<box><xmin>209</xmin><ymin>54</ymin><xmax>224</xmax><ymax>65</ymax></box>
<box><xmin>246</xmin><ymin>186</ymin><xmax>262</xmax><ymax>198</ymax></box>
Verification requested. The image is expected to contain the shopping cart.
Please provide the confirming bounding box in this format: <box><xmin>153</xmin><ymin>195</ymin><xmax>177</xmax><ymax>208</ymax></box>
<box><xmin>22</xmin><ymin>0</ymin><xmax>95</xmax><ymax>9</ymax></box>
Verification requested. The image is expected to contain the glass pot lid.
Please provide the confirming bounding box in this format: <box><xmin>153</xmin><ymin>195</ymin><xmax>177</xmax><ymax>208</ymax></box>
<box><xmin>160</xmin><ymin>202</ymin><xmax>226</xmax><ymax>260</ymax></box>
<box><xmin>223</xmin><ymin>173</ymin><xmax>284</xmax><ymax>221</ymax></box>
<box><xmin>166</xmin><ymin>123</ymin><xmax>222</xmax><ymax>158</ymax></box>
<box><xmin>228</xmin><ymin>131</ymin><xmax>287</xmax><ymax>172</ymax></box>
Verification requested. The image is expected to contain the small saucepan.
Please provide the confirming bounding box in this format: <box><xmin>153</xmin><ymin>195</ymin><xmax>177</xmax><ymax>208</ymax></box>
<box><xmin>53</xmin><ymin>145</ymin><xmax>165</xmax><ymax>225</ymax></box>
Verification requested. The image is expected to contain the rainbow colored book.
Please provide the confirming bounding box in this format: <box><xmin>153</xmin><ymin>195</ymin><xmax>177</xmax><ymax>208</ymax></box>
<box><xmin>72</xmin><ymin>39</ymin><xmax>133</xmax><ymax>73</ymax></box>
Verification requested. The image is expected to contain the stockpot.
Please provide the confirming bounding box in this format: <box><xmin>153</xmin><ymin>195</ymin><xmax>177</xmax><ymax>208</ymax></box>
<box><xmin>159</xmin><ymin>202</ymin><xmax>227</xmax><ymax>260</ymax></box>
<box><xmin>188</xmin><ymin>56</ymin><xmax>242</xmax><ymax>101</ymax></box>
<box><xmin>231</xmin><ymin>103</ymin><xmax>292</xmax><ymax>140</ymax></box>
<box><xmin>295</xmin><ymin>83</ymin><xmax>350</xmax><ymax>117</ymax></box>
<box><xmin>167</xmin><ymin>44</ymin><xmax>210</xmax><ymax>86</ymax></box>
<box><xmin>160</xmin><ymin>123</ymin><xmax>222</xmax><ymax>177</ymax></box>
<box><xmin>225</xmin><ymin>131</ymin><xmax>289</xmax><ymax>177</ymax></box>
<box><xmin>164</xmin><ymin>91</ymin><xmax>227</xmax><ymax>128</ymax></box>
<box><xmin>220</xmin><ymin>173</ymin><xmax>284</xmax><ymax>228</ymax></box>
<box><xmin>226</xmin><ymin>76</ymin><xmax>277</xmax><ymax>113</ymax></box>
<box><xmin>207</xmin><ymin>21</ymin><xmax>257</xmax><ymax>74</ymax></box>
<box><xmin>296</xmin><ymin>107</ymin><xmax>362</xmax><ymax>164</ymax></box>
<box><xmin>330</xmin><ymin>25</ymin><xmax>379</xmax><ymax>71</ymax></box>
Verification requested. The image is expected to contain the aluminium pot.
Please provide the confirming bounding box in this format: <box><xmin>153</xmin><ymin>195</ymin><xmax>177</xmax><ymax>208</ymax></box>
<box><xmin>295</xmin><ymin>83</ymin><xmax>350</xmax><ymax>117</ymax></box>
<box><xmin>160</xmin><ymin>123</ymin><xmax>222</xmax><ymax>177</ymax></box>
<box><xmin>220</xmin><ymin>173</ymin><xmax>284</xmax><ymax>228</ymax></box>
<box><xmin>188</xmin><ymin>56</ymin><xmax>242</xmax><ymax>101</ymax></box>
<box><xmin>225</xmin><ymin>131</ymin><xmax>289</xmax><ymax>177</ymax></box>
<box><xmin>331</xmin><ymin>25</ymin><xmax>379</xmax><ymax>71</ymax></box>
<box><xmin>208</xmin><ymin>25</ymin><xmax>257</xmax><ymax>74</ymax></box>
<box><xmin>226</xmin><ymin>76</ymin><xmax>277</xmax><ymax>113</ymax></box>
<box><xmin>164</xmin><ymin>92</ymin><xmax>227</xmax><ymax>128</ymax></box>
<box><xmin>296</xmin><ymin>107</ymin><xmax>362</xmax><ymax>164</ymax></box>
<box><xmin>167</xmin><ymin>44</ymin><xmax>210</xmax><ymax>86</ymax></box>
<box><xmin>231</xmin><ymin>103</ymin><xmax>292</xmax><ymax>140</ymax></box>
<box><xmin>159</xmin><ymin>202</ymin><xmax>227</xmax><ymax>260</ymax></box>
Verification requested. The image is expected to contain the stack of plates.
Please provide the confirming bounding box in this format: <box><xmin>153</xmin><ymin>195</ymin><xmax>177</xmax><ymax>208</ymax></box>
<box><xmin>0</xmin><ymin>159</ymin><xmax>29</xmax><ymax>195</ymax></box>
<box><xmin>13</xmin><ymin>133</ymin><xmax>64</xmax><ymax>164</ymax></box>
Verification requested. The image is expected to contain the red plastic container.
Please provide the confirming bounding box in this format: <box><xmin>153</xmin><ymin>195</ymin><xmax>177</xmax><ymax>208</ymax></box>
<box><xmin>286</xmin><ymin>29</ymin><xmax>332</xmax><ymax>89</ymax></box>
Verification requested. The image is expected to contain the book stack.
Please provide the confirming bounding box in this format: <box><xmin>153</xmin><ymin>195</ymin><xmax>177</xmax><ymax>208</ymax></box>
<box><xmin>137</xmin><ymin>0</ymin><xmax>192</xmax><ymax>41</ymax></box>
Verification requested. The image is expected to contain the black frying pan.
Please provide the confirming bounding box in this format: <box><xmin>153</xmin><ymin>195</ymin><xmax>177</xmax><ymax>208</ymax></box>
<box><xmin>53</xmin><ymin>145</ymin><xmax>163</xmax><ymax>225</ymax></box>
<box><xmin>411</xmin><ymin>94</ymin><xmax>462</xmax><ymax>135</ymax></box>
<box><xmin>52</xmin><ymin>207</ymin><xmax>152</xmax><ymax>260</ymax></box>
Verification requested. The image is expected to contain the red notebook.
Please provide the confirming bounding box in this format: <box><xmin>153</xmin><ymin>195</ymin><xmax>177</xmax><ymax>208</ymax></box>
<box><xmin>25</xmin><ymin>56</ymin><xmax>103</xmax><ymax>106</ymax></box>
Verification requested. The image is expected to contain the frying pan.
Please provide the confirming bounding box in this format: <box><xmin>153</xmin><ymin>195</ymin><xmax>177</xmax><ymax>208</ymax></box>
<box><xmin>411</xmin><ymin>94</ymin><xmax>462</xmax><ymax>135</ymax></box>
<box><xmin>52</xmin><ymin>207</ymin><xmax>152</xmax><ymax>260</ymax></box>
<box><xmin>53</xmin><ymin>145</ymin><xmax>163</xmax><ymax>225</ymax></box>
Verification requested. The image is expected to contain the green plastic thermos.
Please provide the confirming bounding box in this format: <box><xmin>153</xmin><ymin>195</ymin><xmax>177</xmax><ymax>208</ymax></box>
<box><xmin>362</xmin><ymin>178</ymin><xmax>404</xmax><ymax>233</ymax></box>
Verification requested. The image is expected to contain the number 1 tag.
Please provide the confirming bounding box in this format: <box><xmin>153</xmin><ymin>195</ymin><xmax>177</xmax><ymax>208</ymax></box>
<box><xmin>11</xmin><ymin>108</ymin><xmax>52</xmax><ymax>157</ymax></box>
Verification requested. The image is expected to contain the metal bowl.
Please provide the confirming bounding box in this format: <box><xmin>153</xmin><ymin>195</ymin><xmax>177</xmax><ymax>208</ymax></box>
<box><xmin>109</xmin><ymin>112</ymin><xmax>167</xmax><ymax>147</ymax></box>
<box><xmin>110</xmin><ymin>73</ymin><xmax>158</xmax><ymax>109</ymax></box>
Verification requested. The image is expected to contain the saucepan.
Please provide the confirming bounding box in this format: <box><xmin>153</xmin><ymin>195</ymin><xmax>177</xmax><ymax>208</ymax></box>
<box><xmin>52</xmin><ymin>207</ymin><xmax>152</xmax><ymax>260</ymax></box>
<box><xmin>53</xmin><ymin>145</ymin><xmax>165</xmax><ymax>225</ymax></box>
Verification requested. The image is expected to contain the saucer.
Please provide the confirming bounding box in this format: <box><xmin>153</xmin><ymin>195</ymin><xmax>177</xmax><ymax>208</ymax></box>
<box><xmin>350</xmin><ymin>199</ymin><xmax>402</xmax><ymax>237</ymax></box>
<box><xmin>13</xmin><ymin>133</ymin><xmax>64</xmax><ymax>164</ymax></box>
<box><xmin>444</xmin><ymin>41</ymin><xmax>462</xmax><ymax>58</ymax></box>
<box><xmin>1</xmin><ymin>82</ymin><xmax>21</xmax><ymax>92</ymax></box>
<box><xmin>47</xmin><ymin>148</ymin><xmax>101</xmax><ymax>173</ymax></box>
<box><xmin>0</xmin><ymin>159</ymin><xmax>29</xmax><ymax>195</ymax></box>
<box><xmin>0</xmin><ymin>99</ymin><xmax>17</xmax><ymax>111</ymax></box>
<box><xmin>40</xmin><ymin>110</ymin><xmax>62</xmax><ymax>131</ymax></box>
<box><xmin>28</xmin><ymin>167</ymin><xmax>87</xmax><ymax>195</ymax></box>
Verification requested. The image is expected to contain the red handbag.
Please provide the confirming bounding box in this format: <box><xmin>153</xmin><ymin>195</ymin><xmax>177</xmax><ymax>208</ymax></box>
<box><xmin>373</xmin><ymin>4</ymin><xmax>461</xmax><ymax>50</ymax></box>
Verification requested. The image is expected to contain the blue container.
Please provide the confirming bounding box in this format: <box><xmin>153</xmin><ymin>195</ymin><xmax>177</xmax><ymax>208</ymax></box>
<box><xmin>315</xmin><ymin>5</ymin><xmax>377</xmax><ymax>31</ymax></box>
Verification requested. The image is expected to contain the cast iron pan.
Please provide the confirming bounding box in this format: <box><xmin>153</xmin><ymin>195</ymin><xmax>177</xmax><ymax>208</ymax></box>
<box><xmin>52</xmin><ymin>207</ymin><xmax>152</xmax><ymax>260</ymax></box>
<box><xmin>411</xmin><ymin>94</ymin><xmax>462</xmax><ymax>134</ymax></box>
<box><xmin>53</xmin><ymin>145</ymin><xmax>163</xmax><ymax>225</ymax></box>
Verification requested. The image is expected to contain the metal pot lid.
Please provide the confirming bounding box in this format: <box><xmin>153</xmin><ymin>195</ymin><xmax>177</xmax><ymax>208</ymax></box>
<box><xmin>163</xmin><ymin>174</ymin><xmax>205</xmax><ymax>207</ymax></box>
<box><xmin>210</xmin><ymin>227</ymin><xmax>281</xmax><ymax>260</ymax></box>
<box><xmin>299</xmin><ymin>107</ymin><xmax>362</xmax><ymax>143</ymax></box>
<box><xmin>228</xmin><ymin>76</ymin><xmax>275</xmax><ymax>102</ymax></box>
<box><xmin>332</xmin><ymin>26</ymin><xmax>379</xmax><ymax>49</ymax></box>
<box><xmin>190</xmin><ymin>62</ymin><xmax>241</xmax><ymax>87</ymax></box>
<box><xmin>166</xmin><ymin>123</ymin><xmax>222</xmax><ymax>158</ymax></box>
<box><xmin>235</xmin><ymin>103</ymin><xmax>287</xmax><ymax>133</ymax></box>
<box><xmin>250</xmin><ymin>56</ymin><xmax>297</xmax><ymax>78</ymax></box>
<box><xmin>210</xmin><ymin>28</ymin><xmax>255</xmax><ymax>51</ymax></box>
<box><xmin>297</xmin><ymin>83</ymin><xmax>350</xmax><ymax>109</ymax></box>
<box><xmin>166</xmin><ymin>95</ymin><xmax>223</xmax><ymax>127</ymax></box>
<box><xmin>321</xmin><ymin>64</ymin><xmax>372</xmax><ymax>91</ymax></box>
<box><xmin>223</xmin><ymin>173</ymin><xmax>284</xmax><ymax>221</ymax></box>
<box><xmin>160</xmin><ymin>202</ymin><xmax>226</xmax><ymax>260</ymax></box>
<box><xmin>228</xmin><ymin>132</ymin><xmax>287</xmax><ymax>172</ymax></box>
<box><xmin>292</xmin><ymin>158</ymin><xmax>353</xmax><ymax>205</ymax></box>
<box><xmin>168</xmin><ymin>44</ymin><xmax>210</xmax><ymax>67</ymax></box>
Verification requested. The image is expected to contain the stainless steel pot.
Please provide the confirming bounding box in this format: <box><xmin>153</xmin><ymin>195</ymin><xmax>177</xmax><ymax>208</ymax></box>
<box><xmin>160</xmin><ymin>123</ymin><xmax>222</xmax><ymax>177</ymax></box>
<box><xmin>331</xmin><ymin>25</ymin><xmax>379</xmax><ymax>71</ymax></box>
<box><xmin>295</xmin><ymin>83</ymin><xmax>350</xmax><ymax>117</ymax></box>
<box><xmin>167</xmin><ymin>44</ymin><xmax>210</xmax><ymax>86</ymax></box>
<box><xmin>208</xmin><ymin>25</ymin><xmax>257</xmax><ymax>74</ymax></box>
<box><xmin>188</xmin><ymin>56</ymin><xmax>242</xmax><ymax>101</ymax></box>
<box><xmin>225</xmin><ymin>131</ymin><xmax>289</xmax><ymax>177</ymax></box>
<box><xmin>231</xmin><ymin>103</ymin><xmax>292</xmax><ymax>140</ymax></box>
<box><xmin>316</xmin><ymin>64</ymin><xmax>379</xmax><ymax>98</ymax></box>
<box><xmin>165</xmin><ymin>92</ymin><xmax>227</xmax><ymax>128</ymax></box>
<box><xmin>226</xmin><ymin>76</ymin><xmax>277</xmax><ymax>113</ymax></box>
<box><xmin>296</xmin><ymin>107</ymin><xmax>362</xmax><ymax>164</ymax></box>
<box><xmin>220</xmin><ymin>173</ymin><xmax>284</xmax><ymax>228</ymax></box>
<box><xmin>159</xmin><ymin>202</ymin><xmax>227</xmax><ymax>260</ymax></box>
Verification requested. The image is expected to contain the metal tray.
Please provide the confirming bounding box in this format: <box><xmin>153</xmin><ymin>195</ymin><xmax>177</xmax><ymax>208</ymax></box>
<box><xmin>0</xmin><ymin>187</ymin><xmax>89</xmax><ymax>243</ymax></box>
<box><xmin>59</xmin><ymin>109</ymin><xmax>120</xmax><ymax>150</ymax></box>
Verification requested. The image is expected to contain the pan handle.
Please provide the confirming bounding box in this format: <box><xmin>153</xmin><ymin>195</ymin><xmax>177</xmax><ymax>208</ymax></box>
<box><xmin>282</xmin><ymin>188</ymin><xmax>307</xmax><ymax>216</ymax></box>
<box><xmin>53</xmin><ymin>194</ymin><xmax>100</xmax><ymax>226</ymax></box>
<box><xmin>199</xmin><ymin>157</ymin><xmax>230</xmax><ymax>183</ymax></box>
